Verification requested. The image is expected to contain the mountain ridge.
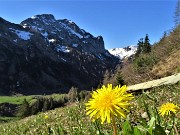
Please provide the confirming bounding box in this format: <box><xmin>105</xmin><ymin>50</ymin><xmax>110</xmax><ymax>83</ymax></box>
<box><xmin>20</xmin><ymin>14</ymin><xmax>106</xmax><ymax>54</ymax></box>
<box><xmin>0</xmin><ymin>14</ymin><xmax>119</xmax><ymax>95</ymax></box>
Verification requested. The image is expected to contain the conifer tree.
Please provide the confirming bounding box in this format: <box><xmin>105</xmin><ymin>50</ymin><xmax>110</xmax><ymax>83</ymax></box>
<box><xmin>135</xmin><ymin>34</ymin><xmax>151</xmax><ymax>57</ymax></box>
<box><xmin>116</xmin><ymin>72</ymin><xmax>125</xmax><ymax>86</ymax></box>
<box><xmin>143</xmin><ymin>34</ymin><xmax>151</xmax><ymax>53</ymax></box>
<box><xmin>135</xmin><ymin>38</ymin><xmax>144</xmax><ymax>57</ymax></box>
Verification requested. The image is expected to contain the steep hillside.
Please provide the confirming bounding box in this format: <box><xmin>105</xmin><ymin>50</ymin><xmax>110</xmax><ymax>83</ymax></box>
<box><xmin>119</xmin><ymin>25</ymin><xmax>180</xmax><ymax>85</ymax></box>
<box><xmin>151</xmin><ymin>50</ymin><xmax>180</xmax><ymax>77</ymax></box>
<box><xmin>0</xmin><ymin>14</ymin><xmax>119</xmax><ymax>95</ymax></box>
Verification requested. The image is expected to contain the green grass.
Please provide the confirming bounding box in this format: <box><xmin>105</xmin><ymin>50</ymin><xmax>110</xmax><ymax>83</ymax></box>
<box><xmin>0</xmin><ymin>96</ymin><xmax>35</xmax><ymax>104</ymax></box>
<box><xmin>0</xmin><ymin>83</ymin><xmax>179</xmax><ymax>135</ymax></box>
<box><xmin>0</xmin><ymin>94</ymin><xmax>68</xmax><ymax>124</ymax></box>
<box><xmin>0</xmin><ymin>94</ymin><xmax>66</xmax><ymax>105</ymax></box>
<box><xmin>0</xmin><ymin>117</ymin><xmax>19</xmax><ymax>123</ymax></box>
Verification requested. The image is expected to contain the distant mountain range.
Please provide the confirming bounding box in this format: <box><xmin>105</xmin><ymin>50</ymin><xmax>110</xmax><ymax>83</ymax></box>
<box><xmin>0</xmin><ymin>14</ymin><xmax>119</xmax><ymax>95</ymax></box>
<box><xmin>108</xmin><ymin>46</ymin><xmax>137</xmax><ymax>59</ymax></box>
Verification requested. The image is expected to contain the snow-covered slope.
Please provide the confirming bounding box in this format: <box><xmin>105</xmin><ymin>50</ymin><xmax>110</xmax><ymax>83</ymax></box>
<box><xmin>108</xmin><ymin>46</ymin><xmax>137</xmax><ymax>59</ymax></box>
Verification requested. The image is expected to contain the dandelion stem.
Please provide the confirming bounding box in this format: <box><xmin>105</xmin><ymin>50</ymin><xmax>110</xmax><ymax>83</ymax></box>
<box><xmin>112</xmin><ymin>115</ymin><xmax>117</xmax><ymax>135</ymax></box>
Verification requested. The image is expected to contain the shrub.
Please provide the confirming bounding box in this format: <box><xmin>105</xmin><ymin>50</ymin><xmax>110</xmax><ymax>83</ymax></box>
<box><xmin>17</xmin><ymin>99</ymin><xmax>30</xmax><ymax>118</ymax></box>
<box><xmin>78</xmin><ymin>90</ymin><xmax>90</xmax><ymax>101</ymax></box>
<box><xmin>133</xmin><ymin>54</ymin><xmax>158</xmax><ymax>73</ymax></box>
<box><xmin>68</xmin><ymin>87</ymin><xmax>78</xmax><ymax>102</ymax></box>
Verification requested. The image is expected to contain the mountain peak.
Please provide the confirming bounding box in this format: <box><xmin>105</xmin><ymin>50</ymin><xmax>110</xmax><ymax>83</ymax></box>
<box><xmin>108</xmin><ymin>45</ymin><xmax>137</xmax><ymax>59</ymax></box>
<box><xmin>21</xmin><ymin>14</ymin><xmax>106</xmax><ymax>54</ymax></box>
<box><xmin>31</xmin><ymin>14</ymin><xmax>55</xmax><ymax>20</ymax></box>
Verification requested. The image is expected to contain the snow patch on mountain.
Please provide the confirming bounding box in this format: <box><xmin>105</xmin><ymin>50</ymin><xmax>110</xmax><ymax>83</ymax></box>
<box><xmin>69</xmin><ymin>28</ymin><xmax>83</xmax><ymax>38</ymax></box>
<box><xmin>68</xmin><ymin>20</ymin><xmax>73</xmax><ymax>24</ymax></box>
<box><xmin>13</xmin><ymin>39</ymin><xmax>17</xmax><ymax>43</ymax></box>
<box><xmin>31</xmin><ymin>16</ymin><xmax>37</xmax><ymax>19</ymax></box>
<box><xmin>9</xmin><ymin>28</ymin><xmax>33</xmax><ymax>40</ymax></box>
<box><xmin>55</xmin><ymin>45</ymin><xmax>70</xmax><ymax>53</ymax></box>
<box><xmin>108</xmin><ymin>46</ymin><xmax>137</xmax><ymax>59</ymax></box>
<box><xmin>72</xmin><ymin>43</ymin><xmax>78</xmax><ymax>47</ymax></box>
<box><xmin>59</xmin><ymin>22</ymin><xmax>83</xmax><ymax>39</ymax></box>
<box><xmin>41</xmin><ymin>31</ymin><xmax>48</xmax><ymax>38</ymax></box>
<box><xmin>49</xmin><ymin>39</ymin><xmax>56</xmax><ymax>43</ymax></box>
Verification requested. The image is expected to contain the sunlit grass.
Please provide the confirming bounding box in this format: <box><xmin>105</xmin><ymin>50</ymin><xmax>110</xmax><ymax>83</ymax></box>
<box><xmin>0</xmin><ymin>94</ymin><xmax>67</xmax><ymax>105</ymax></box>
<box><xmin>0</xmin><ymin>96</ymin><xmax>34</xmax><ymax>104</ymax></box>
<box><xmin>0</xmin><ymin>83</ymin><xmax>179</xmax><ymax>135</ymax></box>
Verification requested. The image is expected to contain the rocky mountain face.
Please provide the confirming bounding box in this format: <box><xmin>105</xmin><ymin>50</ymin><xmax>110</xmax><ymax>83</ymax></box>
<box><xmin>108</xmin><ymin>46</ymin><xmax>137</xmax><ymax>59</ymax></box>
<box><xmin>0</xmin><ymin>14</ymin><xmax>119</xmax><ymax>95</ymax></box>
<box><xmin>21</xmin><ymin>14</ymin><xmax>106</xmax><ymax>54</ymax></box>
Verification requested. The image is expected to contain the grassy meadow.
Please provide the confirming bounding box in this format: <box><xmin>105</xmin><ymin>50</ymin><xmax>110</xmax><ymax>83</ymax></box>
<box><xmin>0</xmin><ymin>94</ymin><xmax>69</xmax><ymax>123</ymax></box>
<box><xmin>0</xmin><ymin>94</ymin><xmax>67</xmax><ymax>105</ymax></box>
<box><xmin>0</xmin><ymin>95</ymin><xmax>35</xmax><ymax>104</ymax></box>
<box><xmin>0</xmin><ymin>83</ymin><xmax>179</xmax><ymax>135</ymax></box>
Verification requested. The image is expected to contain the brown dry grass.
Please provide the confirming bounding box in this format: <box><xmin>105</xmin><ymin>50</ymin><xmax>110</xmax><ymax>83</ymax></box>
<box><xmin>151</xmin><ymin>50</ymin><xmax>180</xmax><ymax>77</ymax></box>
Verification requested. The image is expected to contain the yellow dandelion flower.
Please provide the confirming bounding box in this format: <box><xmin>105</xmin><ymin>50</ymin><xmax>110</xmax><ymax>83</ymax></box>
<box><xmin>44</xmin><ymin>115</ymin><xmax>48</xmax><ymax>119</ymax></box>
<box><xmin>85</xmin><ymin>84</ymin><xmax>134</xmax><ymax>124</ymax></box>
<box><xmin>159</xmin><ymin>102</ymin><xmax>179</xmax><ymax>117</ymax></box>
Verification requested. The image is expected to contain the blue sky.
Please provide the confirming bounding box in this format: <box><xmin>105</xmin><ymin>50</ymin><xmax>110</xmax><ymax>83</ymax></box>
<box><xmin>0</xmin><ymin>0</ymin><xmax>177</xmax><ymax>49</ymax></box>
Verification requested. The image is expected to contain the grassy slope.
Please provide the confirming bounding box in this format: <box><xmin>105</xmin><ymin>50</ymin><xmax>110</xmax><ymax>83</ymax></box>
<box><xmin>0</xmin><ymin>83</ymin><xmax>179</xmax><ymax>135</ymax></box>
<box><xmin>150</xmin><ymin>25</ymin><xmax>180</xmax><ymax>77</ymax></box>
<box><xmin>0</xmin><ymin>96</ymin><xmax>34</xmax><ymax>104</ymax></box>
<box><xmin>151</xmin><ymin>49</ymin><xmax>180</xmax><ymax>77</ymax></box>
